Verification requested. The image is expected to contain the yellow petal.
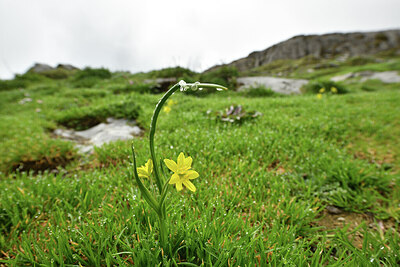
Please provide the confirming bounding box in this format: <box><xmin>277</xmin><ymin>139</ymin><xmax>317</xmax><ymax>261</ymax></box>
<box><xmin>177</xmin><ymin>152</ymin><xmax>185</xmax><ymax>167</ymax></box>
<box><xmin>146</xmin><ymin>159</ymin><xmax>153</xmax><ymax>174</ymax></box>
<box><xmin>137</xmin><ymin>167</ymin><xmax>148</xmax><ymax>178</ymax></box>
<box><xmin>176</xmin><ymin>182</ymin><xmax>183</xmax><ymax>191</ymax></box>
<box><xmin>169</xmin><ymin>173</ymin><xmax>179</xmax><ymax>184</ymax></box>
<box><xmin>185</xmin><ymin>170</ymin><xmax>199</xmax><ymax>180</ymax></box>
<box><xmin>184</xmin><ymin>156</ymin><xmax>192</xmax><ymax>169</ymax></box>
<box><xmin>164</xmin><ymin>159</ymin><xmax>177</xmax><ymax>172</ymax></box>
<box><xmin>183</xmin><ymin>180</ymin><xmax>196</xmax><ymax>192</ymax></box>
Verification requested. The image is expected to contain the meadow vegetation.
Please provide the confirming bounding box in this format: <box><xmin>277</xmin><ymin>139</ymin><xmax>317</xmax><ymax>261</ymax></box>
<box><xmin>0</xmin><ymin>56</ymin><xmax>399</xmax><ymax>265</ymax></box>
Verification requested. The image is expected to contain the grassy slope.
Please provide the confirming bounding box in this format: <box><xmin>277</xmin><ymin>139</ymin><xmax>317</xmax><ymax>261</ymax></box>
<box><xmin>0</xmin><ymin>63</ymin><xmax>400</xmax><ymax>265</ymax></box>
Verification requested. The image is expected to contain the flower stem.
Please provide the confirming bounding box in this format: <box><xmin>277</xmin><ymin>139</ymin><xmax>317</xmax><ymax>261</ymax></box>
<box><xmin>158</xmin><ymin>208</ymin><xmax>168</xmax><ymax>250</ymax></box>
<box><xmin>149</xmin><ymin>83</ymin><xmax>180</xmax><ymax>194</ymax></box>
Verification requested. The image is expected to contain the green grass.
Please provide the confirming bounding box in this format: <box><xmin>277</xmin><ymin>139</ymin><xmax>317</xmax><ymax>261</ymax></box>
<box><xmin>0</xmin><ymin>63</ymin><xmax>400</xmax><ymax>265</ymax></box>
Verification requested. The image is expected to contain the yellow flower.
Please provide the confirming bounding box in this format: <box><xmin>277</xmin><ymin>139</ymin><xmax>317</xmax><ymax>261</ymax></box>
<box><xmin>331</xmin><ymin>87</ymin><xmax>338</xmax><ymax>94</ymax></box>
<box><xmin>317</xmin><ymin>93</ymin><xmax>323</xmax><ymax>99</ymax></box>
<box><xmin>319</xmin><ymin>87</ymin><xmax>325</xmax><ymax>93</ymax></box>
<box><xmin>164</xmin><ymin>152</ymin><xmax>199</xmax><ymax>192</ymax></box>
<box><xmin>167</xmin><ymin>99</ymin><xmax>177</xmax><ymax>106</ymax></box>
<box><xmin>163</xmin><ymin>106</ymin><xmax>171</xmax><ymax>113</ymax></box>
<box><xmin>137</xmin><ymin>159</ymin><xmax>153</xmax><ymax>179</ymax></box>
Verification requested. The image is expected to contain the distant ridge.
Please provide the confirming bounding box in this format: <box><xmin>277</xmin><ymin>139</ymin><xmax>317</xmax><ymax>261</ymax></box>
<box><xmin>207</xmin><ymin>29</ymin><xmax>400</xmax><ymax>72</ymax></box>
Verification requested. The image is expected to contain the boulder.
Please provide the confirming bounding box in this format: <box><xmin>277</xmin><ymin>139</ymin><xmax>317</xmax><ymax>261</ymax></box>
<box><xmin>237</xmin><ymin>76</ymin><xmax>308</xmax><ymax>94</ymax></box>
<box><xmin>29</xmin><ymin>63</ymin><xmax>54</xmax><ymax>73</ymax></box>
<box><xmin>57</xmin><ymin>64</ymin><xmax>79</xmax><ymax>71</ymax></box>
<box><xmin>54</xmin><ymin>118</ymin><xmax>142</xmax><ymax>153</ymax></box>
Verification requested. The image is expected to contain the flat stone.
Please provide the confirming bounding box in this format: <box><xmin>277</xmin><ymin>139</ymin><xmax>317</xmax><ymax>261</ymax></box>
<box><xmin>331</xmin><ymin>71</ymin><xmax>400</xmax><ymax>83</ymax></box>
<box><xmin>337</xmin><ymin>217</ymin><xmax>346</xmax><ymax>222</ymax></box>
<box><xmin>54</xmin><ymin>118</ymin><xmax>142</xmax><ymax>153</ymax></box>
<box><xmin>326</xmin><ymin>205</ymin><xmax>343</xmax><ymax>215</ymax></box>
<box><xmin>331</xmin><ymin>73</ymin><xmax>354</xmax><ymax>82</ymax></box>
<box><xmin>29</xmin><ymin>63</ymin><xmax>54</xmax><ymax>73</ymax></box>
<box><xmin>237</xmin><ymin>76</ymin><xmax>308</xmax><ymax>94</ymax></box>
<box><xmin>360</xmin><ymin>71</ymin><xmax>400</xmax><ymax>83</ymax></box>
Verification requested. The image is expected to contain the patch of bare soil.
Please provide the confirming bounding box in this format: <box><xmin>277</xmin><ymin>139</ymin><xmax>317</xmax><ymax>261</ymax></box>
<box><xmin>316</xmin><ymin>207</ymin><xmax>398</xmax><ymax>249</ymax></box>
<box><xmin>11</xmin><ymin>152</ymin><xmax>76</xmax><ymax>174</ymax></box>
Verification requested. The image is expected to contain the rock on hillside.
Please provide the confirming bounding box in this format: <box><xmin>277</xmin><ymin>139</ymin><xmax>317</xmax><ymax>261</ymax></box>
<box><xmin>208</xmin><ymin>29</ymin><xmax>400</xmax><ymax>72</ymax></box>
<box><xmin>28</xmin><ymin>63</ymin><xmax>79</xmax><ymax>73</ymax></box>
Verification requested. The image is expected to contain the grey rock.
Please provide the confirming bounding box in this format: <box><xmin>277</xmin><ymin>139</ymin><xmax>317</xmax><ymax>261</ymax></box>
<box><xmin>207</xmin><ymin>29</ymin><xmax>400</xmax><ymax>73</ymax></box>
<box><xmin>360</xmin><ymin>71</ymin><xmax>400</xmax><ymax>83</ymax></box>
<box><xmin>29</xmin><ymin>63</ymin><xmax>54</xmax><ymax>73</ymax></box>
<box><xmin>18</xmin><ymin>97</ymin><xmax>33</xmax><ymax>104</ymax></box>
<box><xmin>237</xmin><ymin>76</ymin><xmax>308</xmax><ymax>94</ymax></box>
<box><xmin>331</xmin><ymin>70</ymin><xmax>400</xmax><ymax>83</ymax></box>
<box><xmin>53</xmin><ymin>129</ymin><xmax>76</xmax><ymax>140</ymax></box>
<box><xmin>331</xmin><ymin>73</ymin><xmax>355</xmax><ymax>82</ymax></box>
<box><xmin>56</xmin><ymin>64</ymin><xmax>79</xmax><ymax>71</ymax></box>
<box><xmin>54</xmin><ymin>118</ymin><xmax>142</xmax><ymax>153</ymax></box>
<box><xmin>326</xmin><ymin>205</ymin><xmax>343</xmax><ymax>215</ymax></box>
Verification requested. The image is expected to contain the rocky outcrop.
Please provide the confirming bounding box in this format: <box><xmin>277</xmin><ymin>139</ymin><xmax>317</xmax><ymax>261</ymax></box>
<box><xmin>331</xmin><ymin>71</ymin><xmax>400</xmax><ymax>83</ymax></box>
<box><xmin>28</xmin><ymin>63</ymin><xmax>54</xmax><ymax>73</ymax></box>
<box><xmin>207</xmin><ymin>29</ymin><xmax>400</xmax><ymax>72</ymax></box>
<box><xmin>28</xmin><ymin>63</ymin><xmax>79</xmax><ymax>73</ymax></box>
<box><xmin>57</xmin><ymin>64</ymin><xmax>79</xmax><ymax>71</ymax></box>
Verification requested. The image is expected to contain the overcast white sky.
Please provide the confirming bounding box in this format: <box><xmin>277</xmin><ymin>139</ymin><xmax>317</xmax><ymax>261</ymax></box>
<box><xmin>1</xmin><ymin>0</ymin><xmax>400</xmax><ymax>79</ymax></box>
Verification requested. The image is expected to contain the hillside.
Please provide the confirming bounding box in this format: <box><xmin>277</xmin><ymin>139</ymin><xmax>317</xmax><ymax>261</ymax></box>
<box><xmin>207</xmin><ymin>29</ymin><xmax>400</xmax><ymax>73</ymax></box>
<box><xmin>0</xmin><ymin>37</ymin><xmax>400</xmax><ymax>265</ymax></box>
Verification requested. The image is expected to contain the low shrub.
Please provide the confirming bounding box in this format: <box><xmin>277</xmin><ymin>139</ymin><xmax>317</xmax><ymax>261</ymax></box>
<box><xmin>71</xmin><ymin>67</ymin><xmax>112</xmax><ymax>88</ymax></box>
<box><xmin>301</xmin><ymin>80</ymin><xmax>348</xmax><ymax>94</ymax></box>
<box><xmin>113</xmin><ymin>83</ymin><xmax>154</xmax><ymax>94</ymax></box>
<box><xmin>361</xmin><ymin>85</ymin><xmax>377</xmax><ymax>92</ymax></box>
<box><xmin>239</xmin><ymin>85</ymin><xmax>280</xmax><ymax>97</ymax></box>
<box><xmin>56</xmin><ymin>99</ymin><xmax>141</xmax><ymax>130</ymax></box>
<box><xmin>31</xmin><ymin>85</ymin><xmax>61</xmax><ymax>96</ymax></box>
<box><xmin>61</xmin><ymin>88</ymin><xmax>110</xmax><ymax>98</ymax></box>
<box><xmin>40</xmin><ymin>68</ymin><xmax>71</xmax><ymax>79</ymax></box>
<box><xmin>147</xmin><ymin>66</ymin><xmax>197</xmax><ymax>79</ymax></box>
<box><xmin>74</xmin><ymin>67</ymin><xmax>112</xmax><ymax>80</ymax></box>
<box><xmin>15</xmin><ymin>72</ymin><xmax>49</xmax><ymax>83</ymax></box>
<box><xmin>71</xmin><ymin>77</ymin><xmax>101</xmax><ymax>88</ymax></box>
<box><xmin>200</xmin><ymin>66</ymin><xmax>239</xmax><ymax>89</ymax></box>
<box><xmin>0</xmin><ymin>79</ymin><xmax>27</xmax><ymax>91</ymax></box>
<box><xmin>345</xmin><ymin>56</ymin><xmax>376</xmax><ymax>66</ymax></box>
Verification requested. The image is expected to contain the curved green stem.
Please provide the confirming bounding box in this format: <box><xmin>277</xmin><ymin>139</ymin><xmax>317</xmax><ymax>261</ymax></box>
<box><xmin>149</xmin><ymin>83</ymin><xmax>180</xmax><ymax>194</ymax></box>
<box><xmin>149</xmin><ymin>82</ymin><xmax>227</xmax><ymax>194</ymax></box>
<box><xmin>131</xmin><ymin>145</ymin><xmax>160</xmax><ymax>215</ymax></box>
